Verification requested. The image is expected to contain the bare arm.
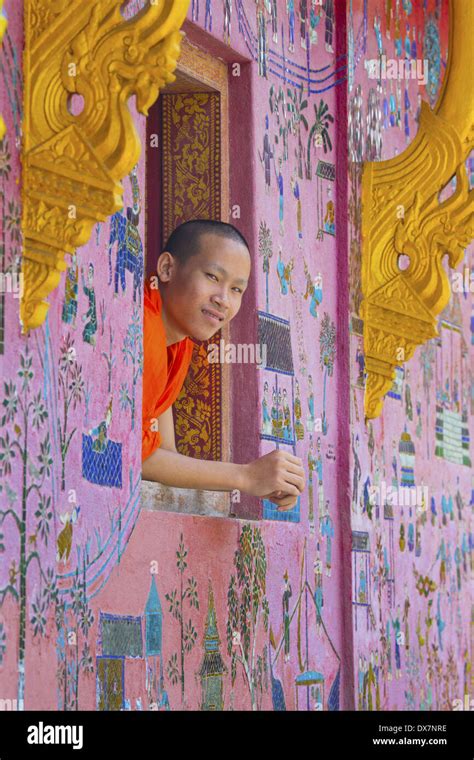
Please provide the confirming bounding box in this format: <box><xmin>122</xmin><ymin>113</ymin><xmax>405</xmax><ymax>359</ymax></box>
<box><xmin>142</xmin><ymin>446</ymin><xmax>249</xmax><ymax>492</ymax></box>
<box><xmin>142</xmin><ymin>407</ymin><xmax>306</xmax><ymax>504</ymax></box>
<box><xmin>143</xmin><ymin>407</ymin><xmax>246</xmax><ymax>490</ymax></box>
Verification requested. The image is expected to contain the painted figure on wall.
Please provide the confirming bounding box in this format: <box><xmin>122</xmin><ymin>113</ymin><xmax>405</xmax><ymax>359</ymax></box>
<box><xmin>294</xmin><ymin>379</ymin><xmax>305</xmax><ymax>440</ymax></box>
<box><xmin>290</xmin><ymin>174</ymin><xmax>303</xmax><ymax>246</ymax></box>
<box><xmin>108</xmin><ymin>207</ymin><xmax>144</xmax><ymax>303</ymax></box>
<box><xmin>391</xmin><ymin>607</ymin><xmax>402</xmax><ymax>679</ymax></box>
<box><xmin>358</xmin><ymin>562</ymin><xmax>367</xmax><ymax>603</ymax></box>
<box><xmin>416</xmin><ymin>398</ymin><xmax>422</xmax><ymax>438</ymax></box>
<box><xmin>391</xmin><ymin>441</ymin><xmax>398</xmax><ymax>489</ymax></box>
<box><xmin>81</xmin><ymin>263</ymin><xmax>98</xmax><ymax>346</ymax></box>
<box><xmin>282</xmin><ymin>388</ymin><xmax>293</xmax><ymax>441</ymax></box>
<box><xmin>56</xmin><ymin>505</ymin><xmax>80</xmax><ymax>564</ymax></box>
<box><xmin>88</xmin><ymin>397</ymin><xmax>113</xmax><ymax>453</ymax></box>
<box><xmin>324</xmin><ymin>194</ymin><xmax>335</xmax><ymax>235</ymax></box>
<box><xmin>320</xmin><ymin>508</ymin><xmax>334</xmax><ymax>576</ymax></box>
<box><xmin>299</xmin><ymin>0</ymin><xmax>307</xmax><ymax>48</ymax></box>
<box><xmin>314</xmin><ymin>545</ymin><xmax>323</xmax><ymax>623</ymax></box>
<box><xmin>323</xmin><ymin>0</ymin><xmax>334</xmax><ymax>53</ymax></box>
<box><xmin>399</xmin><ymin>523</ymin><xmax>406</xmax><ymax>552</ymax></box>
<box><xmin>308</xmin><ymin>434</ymin><xmax>317</xmax><ymax>532</ymax></box>
<box><xmin>262</xmin><ymin>380</ymin><xmax>272</xmax><ymax>435</ymax></box>
<box><xmin>259</xmin><ymin>116</ymin><xmax>274</xmax><ymax>192</ymax></box>
<box><xmin>275</xmin><ymin>158</ymin><xmax>285</xmax><ymax>235</ymax></box>
<box><xmin>277</xmin><ymin>247</ymin><xmax>296</xmax><ymax>295</ymax></box>
<box><xmin>355</xmin><ymin>340</ymin><xmax>365</xmax><ymax>387</ymax></box>
<box><xmin>303</xmin><ymin>262</ymin><xmax>323</xmax><ymax>318</ymax></box>
<box><xmin>436</xmin><ymin>538</ymin><xmax>447</xmax><ymax>587</ymax></box>
<box><xmin>287</xmin><ymin>0</ymin><xmax>295</xmax><ymax>52</ymax></box>
<box><xmin>271</xmin><ymin>387</ymin><xmax>283</xmax><ymax>438</ymax></box>
<box><xmin>309</xmin><ymin>1</ymin><xmax>321</xmax><ymax>45</ymax></box>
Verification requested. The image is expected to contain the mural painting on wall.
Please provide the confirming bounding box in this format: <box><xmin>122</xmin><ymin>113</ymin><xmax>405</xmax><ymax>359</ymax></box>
<box><xmin>0</xmin><ymin>0</ymin><xmax>471</xmax><ymax>717</ymax></box>
<box><xmin>0</xmin><ymin>15</ymin><xmax>145</xmax><ymax>703</ymax></box>
<box><xmin>348</xmin><ymin>0</ymin><xmax>472</xmax><ymax>710</ymax></box>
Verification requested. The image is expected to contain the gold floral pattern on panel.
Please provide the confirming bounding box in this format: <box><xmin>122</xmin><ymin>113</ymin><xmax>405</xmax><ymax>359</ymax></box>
<box><xmin>162</xmin><ymin>92</ymin><xmax>222</xmax><ymax>460</ymax></box>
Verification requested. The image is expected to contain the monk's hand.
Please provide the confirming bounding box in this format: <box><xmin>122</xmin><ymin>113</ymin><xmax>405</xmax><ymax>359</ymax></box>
<box><xmin>242</xmin><ymin>450</ymin><xmax>305</xmax><ymax>500</ymax></box>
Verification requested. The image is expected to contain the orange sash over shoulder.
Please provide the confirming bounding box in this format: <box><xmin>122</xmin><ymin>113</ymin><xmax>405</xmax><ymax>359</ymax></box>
<box><xmin>142</xmin><ymin>280</ymin><xmax>194</xmax><ymax>461</ymax></box>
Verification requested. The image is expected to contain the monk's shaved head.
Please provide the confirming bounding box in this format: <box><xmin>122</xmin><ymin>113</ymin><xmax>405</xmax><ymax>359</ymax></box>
<box><xmin>163</xmin><ymin>219</ymin><xmax>249</xmax><ymax>264</ymax></box>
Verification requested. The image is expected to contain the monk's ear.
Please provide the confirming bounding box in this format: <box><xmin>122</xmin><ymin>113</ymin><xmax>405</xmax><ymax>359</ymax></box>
<box><xmin>156</xmin><ymin>251</ymin><xmax>175</xmax><ymax>283</ymax></box>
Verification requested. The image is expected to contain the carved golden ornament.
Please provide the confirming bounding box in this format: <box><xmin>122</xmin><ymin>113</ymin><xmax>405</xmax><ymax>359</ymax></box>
<box><xmin>0</xmin><ymin>0</ymin><xmax>7</xmax><ymax>141</ymax></box>
<box><xmin>21</xmin><ymin>0</ymin><xmax>190</xmax><ymax>332</ymax></box>
<box><xmin>361</xmin><ymin>0</ymin><xmax>474</xmax><ymax>419</ymax></box>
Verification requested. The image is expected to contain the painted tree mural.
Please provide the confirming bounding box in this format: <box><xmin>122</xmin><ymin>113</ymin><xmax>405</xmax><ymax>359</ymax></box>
<box><xmin>307</xmin><ymin>98</ymin><xmax>335</xmax><ymax>176</ymax></box>
<box><xmin>101</xmin><ymin>324</ymin><xmax>116</xmax><ymax>395</ymax></box>
<box><xmin>0</xmin><ymin>346</ymin><xmax>54</xmax><ymax>709</ymax></box>
<box><xmin>165</xmin><ymin>533</ymin><xmax>200</xmax><ymax>704</ymax></box>
<box><xmin>319</xmin><ymin>312</ymin><xmax>336</xmax><ymax>435</ymax></box>
<box><xmin>58</xmin><ymin>334</ymin><xmax>84</xmax><ymax>491</ymax></box>
<box><xmin>226</xmin><ymin>524</ymin><xmax>270</xmax><ymax>710</ymax></box>
<box><xmin>258</xmin><ymin>219</ymin><xmax>273</xmax><ymax>313</ymax></box>
<box><xmin>121</xmin><ymin>307</ymin><xmax>143</xmax><ymax>431</ymax></box>
<box><xmin>269</xmin><ymin>84</ymin><xmax>289</xmax><ymax>161</ymax></box>
<box><xmin>287</xmin><ymin>86</ymin><xmax>309</xmax><ymax>179</ymax></box>
<box><xmin>55</xmin><ymin>565</ymin><xmax>95</xmax><ymax>710</ymax></box>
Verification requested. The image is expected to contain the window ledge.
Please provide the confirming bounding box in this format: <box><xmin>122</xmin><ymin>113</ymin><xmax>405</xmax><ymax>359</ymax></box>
<box><xmin>141</xmin><ymin>479</ymin><xmax>231</xmax><ymax>518</ymax></box>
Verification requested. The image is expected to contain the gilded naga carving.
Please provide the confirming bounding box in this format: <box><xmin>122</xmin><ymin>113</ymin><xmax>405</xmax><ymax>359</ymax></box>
<box><xmin>361</xmin><ymin>0</ymin><xmax>474</xmax><ymax>419</ymax></box>
<box><xmin>21</xmin><ymin>0</ymin><xmax>190</xmax><ymax>332</ymax></box>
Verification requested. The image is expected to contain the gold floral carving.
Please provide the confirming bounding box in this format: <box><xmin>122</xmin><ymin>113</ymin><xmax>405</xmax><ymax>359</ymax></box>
<box><xmin>361</xmin><ymin>0</ymin><xmax>474</xmax><ymax>419</ymax></box>
<box><xmin>0</xmin><ymin>0</ymin><xmax>7</xmax><ymax>141</ymax></box>
<box><xmin>21</xmin><ymin>0</ymin><xmax>190</xmax><ymax>332</ymax></box>
<box><xmin>161</xmin><ymin>90</ymin><xmax>223</xmax><ymax>461</ymax></box>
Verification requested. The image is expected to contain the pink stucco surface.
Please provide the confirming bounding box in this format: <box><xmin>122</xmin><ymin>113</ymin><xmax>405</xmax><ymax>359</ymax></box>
<box><xmin>0</xmin><ymin>0</ymin><xmax>471</xmax><ymax>712</ymax></box>
<box><xmin>349</xmin><ymin>0</ymin><xmax>472</xmax><ymax>711</ymax></box>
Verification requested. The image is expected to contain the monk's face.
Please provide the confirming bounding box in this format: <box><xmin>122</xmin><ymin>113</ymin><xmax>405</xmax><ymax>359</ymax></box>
<box><xmin>158</xmin><ymin>232</ymin><xmax>251</xmax><ymax>343</ymax></box>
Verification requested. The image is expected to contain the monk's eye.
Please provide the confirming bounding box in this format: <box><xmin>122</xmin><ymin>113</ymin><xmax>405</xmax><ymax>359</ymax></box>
<box><xmin>206</xmin><ymin>272</ymin><xmax>218</xmax><ymax>281</ymax></box>
<box><xmin>232</xmin><ymin>286</ymin><xmax>243</xmax><ymax>294</ymax></box>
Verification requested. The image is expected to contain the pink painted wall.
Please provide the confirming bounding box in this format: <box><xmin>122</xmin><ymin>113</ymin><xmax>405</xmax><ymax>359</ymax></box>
<box><xmin>348</xmin><ymin>0</ymin><xmax>473</xmax><ymax>710</ymax></box>
<box><xmin>0</xmin><ymin>0</ymin><xmax>471</xmax><ymax>713</ymax></box>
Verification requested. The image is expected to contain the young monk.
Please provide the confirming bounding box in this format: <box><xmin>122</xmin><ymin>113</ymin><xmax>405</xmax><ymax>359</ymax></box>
<box><xmin>142</xmin><ymin>219</ymin><xmax>305</xmax><ymax>510</ymax></box>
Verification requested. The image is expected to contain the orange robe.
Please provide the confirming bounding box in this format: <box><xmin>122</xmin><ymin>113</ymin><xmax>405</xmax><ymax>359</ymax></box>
<box><xmin>142</xmin><ymin>280</ymin><xmax>194</xmax><ymax>461</ymax></box>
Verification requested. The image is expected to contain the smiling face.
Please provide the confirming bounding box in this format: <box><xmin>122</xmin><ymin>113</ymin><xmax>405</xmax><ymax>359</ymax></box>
<box><xmin>157</xmin><ymin>232</ymin><xmax>251</xmax><ymax>344</ymax></box>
